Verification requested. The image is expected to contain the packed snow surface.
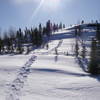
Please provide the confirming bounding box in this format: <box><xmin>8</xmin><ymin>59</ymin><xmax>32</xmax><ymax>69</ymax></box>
<box><xmin>0</xmin><ymin>29</ymin><xmax>100</xmax><ymax>100</ymax></box>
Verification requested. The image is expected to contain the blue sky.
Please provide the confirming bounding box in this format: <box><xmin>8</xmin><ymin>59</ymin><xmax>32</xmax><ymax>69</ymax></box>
<box><xmin>0</xmin><ymin>0</ymin><xmax>100</xmax><ymax>31</ymax></box>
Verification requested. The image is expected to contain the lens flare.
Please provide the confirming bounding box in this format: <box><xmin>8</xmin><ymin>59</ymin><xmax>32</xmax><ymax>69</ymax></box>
<box><xmin>29</xmin><ymin>0</ymin><xmax>44</xmax><ymax>25</ymax></box>
<box><xmin>29</xmin><ymin>0</ymin><xmax>61</xmax><ymax>25</ymax></box>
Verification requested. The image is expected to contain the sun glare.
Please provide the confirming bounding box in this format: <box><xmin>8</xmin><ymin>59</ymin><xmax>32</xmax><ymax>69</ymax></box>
<box><xmin>42</xmin><ymin>0</ymin><xmax>61</xmax><ymax>10</ymax></box>
<box><xmin>29</xmin><ymin>0</ymin><xmax>61</xmax><ymax>25</ymax></box>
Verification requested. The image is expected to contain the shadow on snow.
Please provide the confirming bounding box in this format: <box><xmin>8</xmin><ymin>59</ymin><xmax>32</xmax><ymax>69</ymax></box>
<box><xmin>31</xmin><ymin>68</ymin><xmax>88</xmax><ymax>77</ymax></box>
<box><xmin>50</xmin><ymin>32</ymin><xmax>74</xmax><ymax>40</ymax></box>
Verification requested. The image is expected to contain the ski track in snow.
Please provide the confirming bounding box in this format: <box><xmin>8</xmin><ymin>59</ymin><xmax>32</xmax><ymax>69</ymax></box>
<box><xmin>6</xmin><ymin>39</ymin><xmax>63</xmax><ymax>100</ymax></box>
<box><xmin>33</xmin><ymin>39</ymin><xmax>63</xmax><ymax>55</ymax></box>
<box><xmin>48</xmin><ymin>39</ymin><xmax>63</xmax><ymax>54</ymax></box>
<box><xmin>6</xmin><ymin>55</ymin><xmax>37</xmax><ymax>100</ymax></box>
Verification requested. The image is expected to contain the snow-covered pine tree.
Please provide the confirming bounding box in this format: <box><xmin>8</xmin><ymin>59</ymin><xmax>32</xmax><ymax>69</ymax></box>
<box><xmin>46</xmin><ymin>20</ymin><xmax>52</xmax><ymax>37</ymax></box>
<box><xmin>81</xmin><ymin>42</ymin><xmax>87</xmax><ymax>60</ymax></box>
<box><xmin>96</xmin><ymin>23</ymin><xmax>100</xmax><ymax>41</ymax></box>
<box><xmin>0</xmin><ymin>36</ymin><xmax>2</xmax><ymax>54</ymax></box>
<box><xmin>0</xmin><ymin>30</ymin><xmax>2</xmax><ymax>54</ymax></box>
<box><xmin>34</xmin><ymin>28</ymin><xmax>42</xmax><ymax>47</ymax></box>
<box><xmin>75</xmin><ymin>39</ymin><xmax>79</xmax><ymax>57</ymax></box>
<box><xmin>88</xmin><ymin>38</ymin><xmax>98</xmax><ymax>74</ymax></box>
<box><xmin>59</xmin><ymin>22</ymin><xmax>62</xmax><ymax>29</ymax></box>
<box><xmin>96</xmin><ymin>24</ymin><xmax>100</xmax><ymax>73</ymax></box>
<box><xmin>63</xmin><ymin>24</ymin><xmax>65</xmax><ymax>29</ymax></box>
<box><xmin>16</xmin><ymin>28</ymin><xmax>23</xmax><ymax>54</ymax></box>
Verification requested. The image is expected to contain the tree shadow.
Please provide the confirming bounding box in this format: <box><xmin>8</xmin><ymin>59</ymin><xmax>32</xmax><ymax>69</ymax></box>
<box><xmin>89</xmin><ymin>75</ymin><xmax>100</xmax><ymax>82</ymax></box>
<box><xmin>31</xmin><ymin>68</ymin><xmax>88</xmax><ymax>77</ymax></box>
<box><xmin>31</xmin><ymin>68</ymin><xmax>100</xmax><ymax>83</ymax></box>
<box><xmin>75</xmin><ymin>58</ymin><xmax>100</xmax><ymax>82</ymax></box>
<box><xmin>50</xmin><ymin>32</ymin><xmax>74</xmax><ymax>40</ymax></box>
<box><xmin>54</xmin><ymin>55</ymin><xmax>58</xmax><ymax>62</ymax></box>
<box><xmin>75</xmin><ymin>57</ymin><xmax>88</xmax><ymax>73</ymax></box>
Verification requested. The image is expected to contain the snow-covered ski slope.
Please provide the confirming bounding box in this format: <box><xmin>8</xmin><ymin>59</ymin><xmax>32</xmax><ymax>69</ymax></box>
<box><xmin>0</xmin><ymin>29</ymin><xmax>100</xmax><ymax>100</ymax></box>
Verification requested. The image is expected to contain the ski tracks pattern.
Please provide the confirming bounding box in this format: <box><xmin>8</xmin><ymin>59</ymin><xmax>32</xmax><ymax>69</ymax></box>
<box><xmin>6</xmin><ymin>55</ymin><xmax>37</xmax><ymax>100</ymax></box>
<box><xmin>6</xmin><ymin>40</ymin><xmax>63</xmax><ymax>100</ymax></box>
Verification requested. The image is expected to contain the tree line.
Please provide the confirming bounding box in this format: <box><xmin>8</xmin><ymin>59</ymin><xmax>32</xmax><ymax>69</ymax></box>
<box><xmin>88</xmin><ymin>23</ymin><xmax>100</xmax><ymax>74</ymax></box>
<box><xmin>74</xmin><ymin>21</ymin><xmax>100</xmax><ymax>74</ymax></box>
<box><xmin>0</xmin><ymin>20</ymin><xmax>65</xmax><ymax>54</ymax></box>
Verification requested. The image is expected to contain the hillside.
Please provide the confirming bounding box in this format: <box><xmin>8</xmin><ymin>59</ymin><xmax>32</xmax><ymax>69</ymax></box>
<box><xmin>0</xmin><ymin>28</ymin><xmax>100</xmax><ymax>100</ymax></box>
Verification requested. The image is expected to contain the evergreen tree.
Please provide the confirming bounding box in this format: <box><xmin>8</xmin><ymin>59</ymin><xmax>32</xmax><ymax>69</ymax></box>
<box><xmin>96</xmin><ymin>24</ymin><xmax>100</xmax><ymax>73</ymax></box>
<box><xmin>43</xmin><ymin>27</ymin><xmax>46</xmax><ymax>35</ymax></box>
<box><xmin>8</xmin><ymin>28</ymin><xmax>16</xmax><ymax>53</ymax></box>
<box><xmin>39</xmin><ymin>23</ymin><xmax>42</xmax><ymax>34</ymax></box>
<box><xmin>56</xmin><ymin>24</ymin><xmax>59</xmax><ymax>31</ymax></box>
<box><xmin>59</xmin><ymin>22</ymin><xmax>62</xmax><ymax>29</ymax></box>
<box><xmin>96</xmin><ymin>24</ymin><xmax>100</xmax><ymax>41</ymax></box>
<box><xmin>53</xmin><ymin>23</ymin><xmax>56</xmax><ymax>32</ymax></box>
<box><xmin>96</xmin><ymin>20</ymin><xmax>98</xmax><ymax>24</ymax></box>
<box><xmin>53</xmin><ymin>23</ymin><xmax>59</xmax><ymax>32</ymax></box>
<box><xmin>0</xmin><ymin>30</ymin><xmax>2</xmax><ymax>54</ymax></box>
<box><xmin>46</xmin><ymin>20</ymin><xmax>52</xmax><ymax>36</ymax></box>
<box><xmin>24</xmin><ymin>27</ymin><xmax>28</xmax><ymax>43</ymax></box>
<box><xmin>75</xmin><ymin>27</ymin><xmax>78</xmax><ymax>37</ymax></box>
<box><xmin>3</xmin><ymin>33</ymin><xmax>9</xmax><ymax>53</ymax></box>
<box><xmin>75</xmin><ymin>39</ymin><xmax>79</xmax><ymax>57</ymax></box>
<box><xmin>31</xmin><ymin>28</ymin><xmax>36</xmax><ymax>45</ymax></box>
<box><xmin>77</xmin><ymin>25</ymin><xmax>82</xmax><ymax>36</ymax></box>
<box><xmin>24</xmin><ymin>27</ymin><xmax>32</xmax><ymax>43</ymax></box>
<box><xmin>81</xmin><ymin>20</ymin><xmax>84</xmax><ymax>24</ymax></box>
<box><xmin>88</xmin><ymin>38</ymin><xmax>98</xmax><ymax>74</ymax></box>
<box><xmin>81</xmin><ymin>43</ymin><xmax>86</xmax><ymax>59</ymax></box>
<box><xmin>34</xmin><ymin>28</ymin><xmax>42</xmax><ymax>46</ymax></box>
<box><xmin>7</xmin><ymin>37</ymin><xmax>12</xmax><ymax>53</ymax></box>
<box><xmin>96</xmin><ymin>41</ymin><xmax>100</xmax><ymax>72</ymax></box>
<box><xmin>16</xmin><ymin>28</ymin><xmax>23</xmax><ymax>54</ymax></box>
<box><xmin>0</xmin><ymin>37</ymin><xmax>2</xmax><ymax>54</ymax></box>
<box><xmin>63</xmin><ymin>24</ymin><xmax>65</xmax><ymax>29</ymax></box>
